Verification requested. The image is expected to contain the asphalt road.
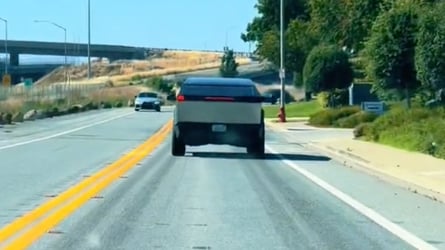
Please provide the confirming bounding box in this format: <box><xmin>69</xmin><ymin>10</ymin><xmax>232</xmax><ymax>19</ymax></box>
<box><xmin>1</xmin><ymin>108</ymin><xmax>444</xmax><ymax>249</ymax></box>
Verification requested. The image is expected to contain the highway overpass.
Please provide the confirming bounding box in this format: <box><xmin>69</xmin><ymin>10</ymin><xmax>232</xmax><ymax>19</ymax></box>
<box><xmin>0</xmin><ymin>40</ymin><xmax>148</xmax><ymax>66</ymax></box>
<box><xmin>0</xmin><ymin>39</ymin><xmax>252</xmax><ymax>84</ymax></box>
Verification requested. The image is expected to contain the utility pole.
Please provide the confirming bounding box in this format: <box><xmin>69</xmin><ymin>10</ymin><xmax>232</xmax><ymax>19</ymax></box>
<box><xmin>35</xmin><ymin>20</ymin><xmax>68</xmax><ymax>85</ymax></box>
<box><xmin>87</xmin><ymin>0</ymin><xmax>92</xmax><ymax>79</ymax></box>
<box><xmin>278</xmin><ymin>0</ymin><xmax>286</xmax><ymax>122</ymax></box>
<box><xmin>0</xmin><ymin>17</ymin><xmax>8</xmax><ymax>76</ymax></box>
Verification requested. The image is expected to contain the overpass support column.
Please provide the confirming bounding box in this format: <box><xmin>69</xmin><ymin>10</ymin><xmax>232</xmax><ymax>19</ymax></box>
<box><xmin>9</xmin><ymin>52</ymin><xmax>19</xmax><ymax>66</ymax></box>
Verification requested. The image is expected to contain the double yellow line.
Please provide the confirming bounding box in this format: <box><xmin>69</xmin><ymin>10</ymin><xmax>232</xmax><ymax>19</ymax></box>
<box><xmin>0</xmin><ymin>120</ymin><xmax>173</xmax><ymax>250</ymax></box>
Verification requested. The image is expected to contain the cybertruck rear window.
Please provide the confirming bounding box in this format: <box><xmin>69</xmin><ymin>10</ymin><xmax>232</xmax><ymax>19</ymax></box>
<box><xmin>181</xmin><ymin>84</ymin><xmax>258</xmax><ymax>97</ymax></box>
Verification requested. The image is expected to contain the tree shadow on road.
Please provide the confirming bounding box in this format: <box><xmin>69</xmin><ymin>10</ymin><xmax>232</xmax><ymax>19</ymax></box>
<box><xmin>190</xmin><ymin>152</ymin><xmax>330</xmax><ymax>161</ymax></box>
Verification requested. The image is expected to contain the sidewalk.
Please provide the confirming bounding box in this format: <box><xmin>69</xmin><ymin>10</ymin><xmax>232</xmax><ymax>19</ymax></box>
<box><xmin>266</xmin><ymin>120</ymin><xmax>445</xmax><ymax>203</ymax></box>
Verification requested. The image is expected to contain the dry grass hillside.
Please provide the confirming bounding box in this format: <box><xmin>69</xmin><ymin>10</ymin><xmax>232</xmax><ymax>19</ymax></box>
<box><xmin>36</xmin><ymin>50</ymin><xmax>251</xmax><ymax>86</ymax></box>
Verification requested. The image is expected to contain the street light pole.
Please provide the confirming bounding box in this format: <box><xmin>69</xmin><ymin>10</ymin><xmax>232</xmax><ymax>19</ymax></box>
<box><xmin>0</xmin><ymin>17</ymin><xmax>8</xmax><ymax>75</ymax></box>
<box><xmin>87</xmin><ymin>0</ymin><xmax>92</xmax><ymax>79</ymax></box>
<box><xmin>34</xmin><ymin>20</ymin><xmax>68</xmax><ymax>84</ymax></box>
<box><xmin>278</xmin><ymin>0</ymin><xmax>286</xmax><ymax>122</ymax></box>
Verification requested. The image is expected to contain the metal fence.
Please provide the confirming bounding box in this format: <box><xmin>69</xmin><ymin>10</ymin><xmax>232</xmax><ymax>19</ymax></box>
<box><xmin>0</xmin><ymin>83</ymin><xmax>106</xmax><ymax>103</ymax></box>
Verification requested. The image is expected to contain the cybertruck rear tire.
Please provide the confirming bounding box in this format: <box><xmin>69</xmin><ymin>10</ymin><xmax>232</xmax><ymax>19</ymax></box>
<box><xmin>247</xmin><ymin>140</ymin><xmax>265</xmax><ymax>158</ymax></box>
<box><xmin>171</xmin><ymin>133</ymin><xmax>185</xmax><ymax>156</ymax></box>
<box><xmin>247</xmin><ymin>125</ymin><xmax>265</xmax><ymax>158</ymax></box>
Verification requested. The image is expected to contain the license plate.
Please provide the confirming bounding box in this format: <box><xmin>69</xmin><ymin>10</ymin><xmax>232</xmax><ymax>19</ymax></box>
<box><xmin>212</xmin><ymin>124</ymin><xmax>226</xmax><ymax>132</ymax></box>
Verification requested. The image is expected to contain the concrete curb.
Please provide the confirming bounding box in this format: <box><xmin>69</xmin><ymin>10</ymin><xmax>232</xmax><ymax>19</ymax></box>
<box><xmin>265</xmin><ymin>121</ymin><xmax>287</xmax><ymax>132</ymax></box>
<box><xmin>306</xmin><ymin>142</ymin><xmax>445</xmax><ymax>204</ymax></box>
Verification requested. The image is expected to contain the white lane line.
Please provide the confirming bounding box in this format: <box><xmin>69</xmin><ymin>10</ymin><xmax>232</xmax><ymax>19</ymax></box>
<box><xmin>0</xmin><ymin>112</ymin><xmax>134</xmax><ymax>151</ymax></box>
<box><xmin>265</xmin><ymin>144</ymin><xmax>437</xmax><ymax>250</ymax></box>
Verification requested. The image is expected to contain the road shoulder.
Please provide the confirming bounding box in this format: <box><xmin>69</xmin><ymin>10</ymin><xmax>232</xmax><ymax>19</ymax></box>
<box><xmin>266</xmin><ymin>120</ymin><xmax>445</xmax><ymax>204</ymax></box>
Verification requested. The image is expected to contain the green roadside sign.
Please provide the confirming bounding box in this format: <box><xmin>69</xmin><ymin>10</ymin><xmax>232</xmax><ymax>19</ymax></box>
<box><xmin>24</xmin><ymin>78</ymin><xmax>33</xmax><ymax>88</ymax></box>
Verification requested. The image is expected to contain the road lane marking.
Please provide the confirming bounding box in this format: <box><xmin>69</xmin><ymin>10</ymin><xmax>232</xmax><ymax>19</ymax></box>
<box><xmin>0</xmin><ymin>120</ymin><xmax>172</xmax><ymax>249</ymax></box>
<box><xmin>0</xmin><ymin>111</ymin><xmax>134</xmax><ymax>151</ymax></box>
<box><xmin>265</xmin><ymin>144</ymin><xmax>438</xmax><ymax>250</ymax></box>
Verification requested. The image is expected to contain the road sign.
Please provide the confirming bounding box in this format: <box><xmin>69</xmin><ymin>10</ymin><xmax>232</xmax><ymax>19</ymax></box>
<box><xmin>24</xmin><ymin>78</ymin><xmax>33</xmax><ymax>88</ymax></box>
<box><xmin>362</xmin><ymin>101</ymin><xmax>384</xmax><ymax>115</ymax></box>
<box><xmin>2</xmin><ymin>74</ymin><xmax>11</xmax><ymax>87</ymax></box>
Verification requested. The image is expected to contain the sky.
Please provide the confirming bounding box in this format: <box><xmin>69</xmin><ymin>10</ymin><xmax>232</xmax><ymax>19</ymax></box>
<box><xmin>0</xmin><ymin>0</ymin><xmax>258</xmax><ymax>63</ymax></box>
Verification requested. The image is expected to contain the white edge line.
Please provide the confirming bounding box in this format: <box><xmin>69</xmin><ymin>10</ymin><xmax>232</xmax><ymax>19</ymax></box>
<box><xmin>265</xmin><ymin>144</ymin><xmax>437</xmax><ymax>250</ymax></box>
<box><xmin>0</xmin><ymin>112</ymin><xmax>134</xmax><ymax>150</ymax></box>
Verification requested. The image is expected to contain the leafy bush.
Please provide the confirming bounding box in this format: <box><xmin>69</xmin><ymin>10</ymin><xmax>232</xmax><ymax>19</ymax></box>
<box><xmin>68</xmin><ymin>105</ymin><xmax>82</xmax><ymax>114</ymax></box>
<box><xmin>356</xmin><ymin>107</ymin><xmax>445</xmax><ymax>158</ymax></box>
<box><xmin>2</xmin><ymin>113</ymin><xmax>12</xmax><ymax>124</ymax></box>
<box><xmin>45</xmin><ymin>107</ymin><xmax>60</xmax><ymax>117</ymax></box>
<box><xmin>317</xmin><ymin>92</ymin><xmax>330</xmax><ymax>108</ymax></box>
<box><xmin>12</xmin><ymin>112</ymin><xmax>24</xmax><ymax>123</ymax></box>
<box><xmin>317</xmin><ymin>89</ymin><xmax>349</xmax><ymax>108</ymax></box>
<box><xmin>309</xmin><ymin>106</ymin><xmax>360</xmax><ymax>127</ymax></box>
<box><xmin>145</xmin><ymin>77</ymin><xmax>173</xmax><ymax>94</ymax></box>
<box><xmin>366</xmin><ymin>107</ymin><xmax>441</xmax><ymax>141</ymax></box>
<box><xmin>102</xmin><ymin>102</ymin><xmax>113</xmax><ymax>109</ymax></box>
<box><xmin>354</xmin><ymin>122</ymin><xmax>373</xmax><ymax>138</ymax></box>
<box><xmin>377</xmin><ymin>118</ymin><xmax>445</xmax><ymax>158</ymax></box>
<box><xmin>84</xmin><ymin>102</ymin><xmax>97</xmax><ymax>110</ymax></box>
<box><xmin>131</xmin><ymin>75</ymin><xmax>142</xmax><ymax>81</ymax></box>
<box><xmin>335</xmin><ymin>111</ymin><xmax>378</xmax><ymax>128</ymax></box>
<box><xmin>114</xmin><ymin>101</ymin><xmax>123</xmax><ymax>108</ymax></box>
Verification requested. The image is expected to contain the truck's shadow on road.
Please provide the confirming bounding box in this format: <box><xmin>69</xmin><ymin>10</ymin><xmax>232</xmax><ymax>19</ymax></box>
<box><xmin>190</xmin><ymin>152</ymin><xmax>330</xmax><ymax>161</ymax></box>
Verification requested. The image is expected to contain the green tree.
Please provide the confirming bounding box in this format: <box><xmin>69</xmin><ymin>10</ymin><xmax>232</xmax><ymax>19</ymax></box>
<box><xmin>303</xmin><ymin>44</ymin><xmax>353</xmax><ymax>106</ymax></box>
<box><xmin>241</xmin><ymin>0</ymin><xmax>309</xmax><ymax>44</ymax></box>
<box><xmin>286</xmin><ymin>19</ymin><xmax>319</xmax><ymax>87</ymax></box>
<box><xmin>363</xmin><ymin>0</ymin><xmax>421</xmax><ymax>108</ymax></box>
<box><xmin>256</xmin><ymin>20</ymin><xmax>317</xmax><ymax>75</ymax></box>
<box><xmin>415</xmin><ymin>2</ymin><xmax>445</xmax><ymax>98</ymax></box>
<box><xmin>308</xmin><ymin>0</ymin><xmax>347</xmax><ymax>46</ymax></box>
<box><xmin>220</xmin><ymin>49</ymin><xmax>239</xmax><ymax>78</ymax></box>
<box><xmin>256</xmin><ymin>29</ymin><xmax>280</xmax><ymax>67</ymax></box>
<box><xmin>345</xmin><ymin>0</ymin><xmax>386</xmax><ymax>51</ymax></box>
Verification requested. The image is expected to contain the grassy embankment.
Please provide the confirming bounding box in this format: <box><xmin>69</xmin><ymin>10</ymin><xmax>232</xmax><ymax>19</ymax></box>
<box><xmin>264</xmin><ymin>56</ymin><xmax>445</xmax><ymax>159</ymax></box>
<box><xmin>0</xmin><ymin>51</ymin><xmax>250</xmax><ymax>124</ymax></box>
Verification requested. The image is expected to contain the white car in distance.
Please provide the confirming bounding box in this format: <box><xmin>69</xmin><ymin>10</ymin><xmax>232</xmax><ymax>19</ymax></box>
<box><xmin>134</xmin><ymin>92</ymin><xmax>162</xmax><ymax>112</ymax></box>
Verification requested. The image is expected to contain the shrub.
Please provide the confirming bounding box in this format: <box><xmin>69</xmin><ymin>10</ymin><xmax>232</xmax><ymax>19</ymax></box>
<box><xmin>367</xmin><ymin>107</ymin><xmax>441</xmax><ymax>141</ymax></box>
<box><xmin>354</xmin><ymin>122</ymin><xmax>373</xmax><ymax>139</ymax></box>
<box><xmin>317</xmin><ymin>92</ymin><xmax>330</xmax><ymax>108</ymax></box>
<box><xmin>332</xmin><ymin>89</ymin><xmax>349</xmax><ymax>107</ymax></box>
<box><xmin>45</xmin><ymin>107</ymin><xmax>60</xmax><ymax>117</ymax></box>
<box><xmin>145</xmin><ymin>77</ymin><xmax>173</xmax><ymax>94</ymax></box>
<box><xmin>309</xmin><ymin>106</ymin><xmax>360</xmax><ymax>127</ymax></box>
<box><xmin>377</xmin><ymin>118</ymin><xmax>445</xmax><ymax>158</ymax></box>
<box><xmin>316</xmin><ymin>89</ymin><xmax>349</xmax><ymax>109</ymax></box>
<box><xmin>335</xmin><ymin>111</ymin><xmax>378</xmax><ymax>128</ymax></box>
<box><xmin>103</xmin><ymin>102</ymin><xmax>113</xmax><ymax>109</ymax></box>
<box><xmin>68</xmin><ymin>105</ymin><xmax>81</xmax><ymax>114</ymax></box>
<box><xmin>131</xmin><ymin>75</ymin><xmax>142</xmax><ymax>81</ymax></box>
<box><xmin>115</xmin><ymin>101</ymin><xmax>123</xmax><ymax>108</ymax></box>
<box><xmin>12</xmin><ymin>112</ymin><xmax>24</xmax><ymax>123</ymax></box>
<box><xmin>105</xmin><ymin>79</ymin><xmax>114</xmax><ymax>87</ymax></box>
<box><xmin>2</xmin><ymin>113</ymin><xmax>12</xmax><ymax>124</ymax></box>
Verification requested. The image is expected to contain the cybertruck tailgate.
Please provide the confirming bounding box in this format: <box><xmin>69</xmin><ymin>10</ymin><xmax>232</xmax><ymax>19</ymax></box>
<box><xmin>176</xmin><ymin>100</ymin><xmax>262</xmax><ymax>124</ymax></box>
